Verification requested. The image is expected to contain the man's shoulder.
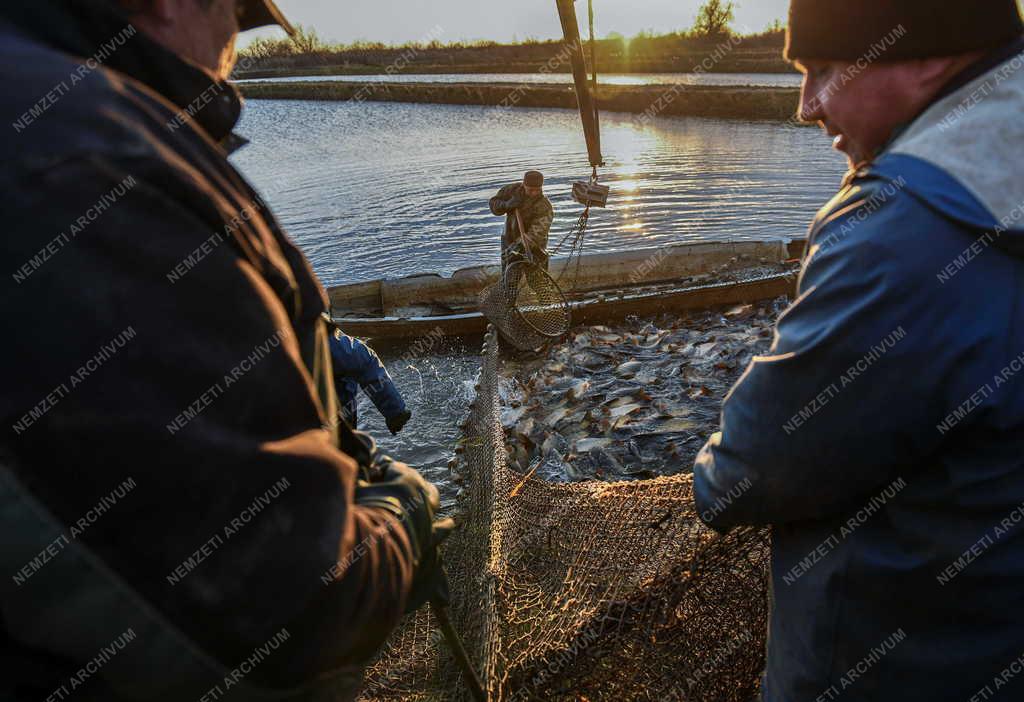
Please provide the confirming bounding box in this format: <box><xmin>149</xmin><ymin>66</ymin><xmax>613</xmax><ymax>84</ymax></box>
<box><xmin>804</xmin><ymin>171</ymin><xmax>1021</xmax><ymax>312</ymax></box>
<box><xmin>884</xmin><ymin>46</ymin><xmax>1024</xmax><ymax>233</ymax></box>
<box><xmin>0</xmin><ymin>25</ymin><xmax>173</xmax><ymax>173</ymax></box>
<box><xmin>811</xmin><ymin>173</ymin><xmax>973</xmax><ymax>262</ymax></box>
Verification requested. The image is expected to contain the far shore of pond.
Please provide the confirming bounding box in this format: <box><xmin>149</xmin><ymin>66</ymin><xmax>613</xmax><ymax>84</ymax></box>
<box><xmin>239</xmin><ymin>80</ymin><xmax>803</xmax><ymax>122</ymax></box>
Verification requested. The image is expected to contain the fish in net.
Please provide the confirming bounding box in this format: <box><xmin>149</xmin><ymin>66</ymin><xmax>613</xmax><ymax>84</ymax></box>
<box><xmin>356</xmin><ymin>328</ymin><xmax>769</xmax><ymax>702</ymax></box>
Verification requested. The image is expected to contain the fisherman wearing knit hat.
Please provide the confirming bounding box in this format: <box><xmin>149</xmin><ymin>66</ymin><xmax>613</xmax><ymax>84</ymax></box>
<box><xmin>694</xmin><ymin>2</ymin><xmax>1024</xmax><ymax>700</ymax></box>
<box><xmin>785</xmin><ymin>0</ymin><xmax>1024</xmax><ymax>168</ymax></box>
<box><xmin>490</xmin><ymin>170</ymin><xmax>555</xmax><ymax>272</ymax></box>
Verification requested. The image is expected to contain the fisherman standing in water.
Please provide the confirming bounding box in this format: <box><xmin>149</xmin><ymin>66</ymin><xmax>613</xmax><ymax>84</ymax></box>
<box><xmin>490</xmin><ymin>170</ymin><xmax>554</xmax><ymax>272</ymax></box>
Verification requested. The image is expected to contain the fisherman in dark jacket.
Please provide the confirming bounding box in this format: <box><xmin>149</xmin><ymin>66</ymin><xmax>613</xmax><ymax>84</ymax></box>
<box><xmin>328</xmin><ymin>324</ymin><xmax>411</xmax><ymax>434</ymax></box>
<box><xmin>0</xmin><ymin>1</ymin><xmax>449</xmax><ymax>700</ymax></box>
<box><xmin>490</xmin><ymin>170</ymin><xmax>554</xmax><ymax>271</ymax></box>
<box><xmin>693</xmin><ymin>2</ymin><xmax>1024</xmax><ymax>700</ymax></box>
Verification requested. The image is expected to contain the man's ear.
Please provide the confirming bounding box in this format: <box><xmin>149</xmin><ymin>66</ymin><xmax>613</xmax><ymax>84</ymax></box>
<box><xmin>913</xmin><ymin>52</ymin><xmax>988</xmax><ymax>90</ymax></box>
<box><xmin>915</xmin><ymin>58</ymin><xmax>956</xmax><ymax>85</ymax></box>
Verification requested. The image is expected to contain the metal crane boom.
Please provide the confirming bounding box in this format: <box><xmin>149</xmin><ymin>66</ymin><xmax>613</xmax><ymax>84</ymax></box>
<box><xmin>555</xmin><ymin>0</ymin><xmax>604</xmax><ymax>169</ymax></box>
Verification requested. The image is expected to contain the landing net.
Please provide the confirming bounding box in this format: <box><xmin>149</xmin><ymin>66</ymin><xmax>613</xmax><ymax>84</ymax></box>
<box><xmin>478</xmin><ymin>263</ymin><xmax>572</xmax><ymax>352</ymax></box>
<box><xmin>358</xmin><ymin>328</ymin><xmax>770</xmax><ymax>701</ymax></box>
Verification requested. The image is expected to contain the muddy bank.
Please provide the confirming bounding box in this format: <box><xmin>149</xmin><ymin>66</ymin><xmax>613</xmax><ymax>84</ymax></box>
<box><xmin>239</xmin><ymin>80</ymin><xmax>801</xmax><ymax>122</ymax></box>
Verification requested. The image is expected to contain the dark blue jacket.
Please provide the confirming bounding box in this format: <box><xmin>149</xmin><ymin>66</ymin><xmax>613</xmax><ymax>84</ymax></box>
<box><xmin>329</xmin><ymin>330</ymin><xmax>407</xmax><ymax>427</ymax></box>
<box><xmin>694</xmin><ymin>40</ymin><xmax>1024</xmax><ymax>700</ymax></box>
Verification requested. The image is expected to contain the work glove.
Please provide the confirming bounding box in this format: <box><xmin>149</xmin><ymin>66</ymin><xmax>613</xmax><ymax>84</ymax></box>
<box><xmin>504</xmin><ymin>194</ymin><xmax>524</xmax><ymax>211</ymax></box>
<box><xmin>386</xmin><ymin>409</ymin><xmax>412</xmax><ymax>435</ymax></box>
<box><xmin>337</xmin><ymin>423</ymin><xmax>378</xmax><ymax>479</ymax></box>
<box><xmin>354</xmin><ymin>456</ymin><xmax>455</xmax><ymax>614</ymax></box>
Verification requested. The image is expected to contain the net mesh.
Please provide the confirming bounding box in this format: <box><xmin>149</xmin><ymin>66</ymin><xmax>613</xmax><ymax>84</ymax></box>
<box><xmin>478</xmin><ymin>262</ymin><xmax>572</xmax><ymax>351</ymax></box>
<box><xmin>358</xmin><ymin>327</ymin><xmax>770</xmax><ymax>702</ymax></box>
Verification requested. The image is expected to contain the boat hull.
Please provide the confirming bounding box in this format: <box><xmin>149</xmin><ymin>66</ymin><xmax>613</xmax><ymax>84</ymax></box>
<box><xmin>334</xmin><ymin>273</ymin><xmax>796</xmax><ymax>340</ymax></box>
<box><xmin>328</xmin><ymin>240</ymin><xmax>806</xmax><ymax>340</ymax></box>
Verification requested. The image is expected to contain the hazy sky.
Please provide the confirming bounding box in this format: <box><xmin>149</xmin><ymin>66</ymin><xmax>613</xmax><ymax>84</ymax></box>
<box><xmin>246</xmin><ymin>0</ymin><xmax>792</xmax><ymax>46</ymax></box>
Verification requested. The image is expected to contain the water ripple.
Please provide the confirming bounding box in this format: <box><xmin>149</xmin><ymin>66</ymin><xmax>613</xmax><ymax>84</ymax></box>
<box><xmin>232</xmin><ymin>100</ymin><xmax>845</xmax><ymax>288</ymax></box>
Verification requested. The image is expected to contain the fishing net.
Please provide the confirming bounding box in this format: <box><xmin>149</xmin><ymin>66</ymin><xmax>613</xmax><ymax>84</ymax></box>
<box><xmin>357</xmin><ymin>327</ymin><xmax>770</xmax><ymax>702</ymax></box>
<box><xmin>478</xmin><ymin>262</ymin><xmax>572</xmax><ymax>352</ymax></box>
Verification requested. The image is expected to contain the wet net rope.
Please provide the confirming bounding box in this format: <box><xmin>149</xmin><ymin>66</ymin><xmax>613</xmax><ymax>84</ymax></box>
<box><xmin>357</xmin><ymin>327</ymin><xmax>770</xmax><ymax>701</ymax></box>
<box><xmin>549</xmin><ymin>207</ymin><xmax>591</xmax><ymax>291</ymax></box>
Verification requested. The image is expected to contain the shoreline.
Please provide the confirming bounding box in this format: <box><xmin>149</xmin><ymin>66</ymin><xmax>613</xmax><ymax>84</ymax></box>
<box><xmin>235</xmin><ymin>61</ymin><xmax>795</xmax><ymax>81</ymax></box>
<box><xmin>233</xmin><ymin>46</ymin><xmax>792</xmax><ymax>81</ymax></box>
<box><xmin>239</xmin><ymin>81</ymin><xmax>801</xmax><ymax>122</ymax></box>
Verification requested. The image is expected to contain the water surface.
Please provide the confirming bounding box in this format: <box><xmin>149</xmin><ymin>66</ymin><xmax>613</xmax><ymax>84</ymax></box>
<box><xmin>230</xmin><ymin>99</ymin><xmax>845</xmax><ymax>496</ymax></box>
<box><xmin>233</xmin><ymin>100</ymin><xmax>844</xmax><ymax>287</ymax></box>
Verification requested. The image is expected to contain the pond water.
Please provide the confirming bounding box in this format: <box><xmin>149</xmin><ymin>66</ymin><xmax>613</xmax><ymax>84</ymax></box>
<box><xmin>230</xmin><ymin>99</ymin><xmax>845</xmax><ymax>500</ymax></box>
<box><xmin>233</xmin><ymin>100</ymin><xmax>843</xmax><ymax>285</ymax></box>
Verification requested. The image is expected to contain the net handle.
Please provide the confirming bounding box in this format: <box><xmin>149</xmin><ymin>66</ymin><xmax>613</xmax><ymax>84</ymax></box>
<box><xmin>513</xmin><ymin>208</ymin><xmax>536</xmax><ymax>265</ymax></box>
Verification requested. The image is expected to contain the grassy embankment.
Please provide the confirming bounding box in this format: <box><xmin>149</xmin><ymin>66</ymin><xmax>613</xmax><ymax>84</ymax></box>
<box><xmin>235</xmin><ymin>28</ymin><xmax>801</xmax><ymax>121</ymax></box>
<box><xmin>234</xmin><ymin>27</ymin><xmax>791</xmax><ymax>78</ymax></box>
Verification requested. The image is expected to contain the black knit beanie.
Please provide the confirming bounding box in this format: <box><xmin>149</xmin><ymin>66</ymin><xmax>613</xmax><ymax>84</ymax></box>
<box><xmin>786</xmin><ymin>0</ymin><xmax>1024</xmax><ymax>61</ymax></box>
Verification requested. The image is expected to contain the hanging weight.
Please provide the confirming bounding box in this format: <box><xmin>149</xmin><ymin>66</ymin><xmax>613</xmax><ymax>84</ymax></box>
<box><xmin>572</xmin><ymin>180</ymin><xmax>610</xmax><ymax>208</ymax></box>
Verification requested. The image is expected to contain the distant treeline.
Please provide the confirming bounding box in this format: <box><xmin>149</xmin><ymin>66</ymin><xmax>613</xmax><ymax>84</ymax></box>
<box><xmin>234</xmin><ymin>25</ymin><xmax>791</xmax><ymax>78</ymax></box>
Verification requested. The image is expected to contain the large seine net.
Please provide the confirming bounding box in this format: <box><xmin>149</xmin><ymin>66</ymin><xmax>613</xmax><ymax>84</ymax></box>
<box><xmin>478</xmin><ymin>262</ymin><xmax>572</xmax><ymax>351</ymax></box>
<box><xmin>358</xmin><ymin>328</ymin><xmax>770</xmax><ymax>702</ymax></box>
